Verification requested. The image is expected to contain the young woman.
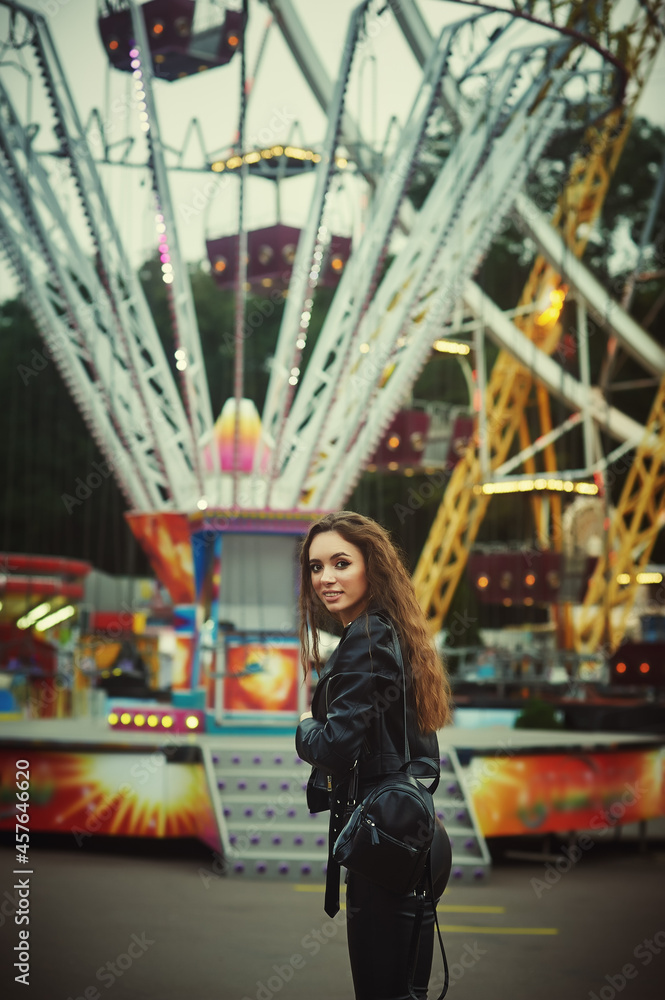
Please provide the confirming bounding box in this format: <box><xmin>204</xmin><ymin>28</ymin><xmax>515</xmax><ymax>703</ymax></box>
<box><xmin>295</xmin><ymin>510</ymin><xmax>453</xmax><ymax>1000</ymax></box>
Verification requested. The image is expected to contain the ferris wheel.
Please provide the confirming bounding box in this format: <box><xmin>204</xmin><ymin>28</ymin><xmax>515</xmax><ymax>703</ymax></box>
<box><xmin>0</xmin><ymin>0</ymin><xmax>663</xmax><ymax>659</ymax></box>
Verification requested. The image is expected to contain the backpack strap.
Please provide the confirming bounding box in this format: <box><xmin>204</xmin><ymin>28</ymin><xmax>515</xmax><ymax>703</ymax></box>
<box><xmin>406</xmin><ymin>853</ymin><xmax>449</xmax><ymax>1000</ymax></box>
<box><xmin>392</xmin><ymin>617</ymin><xmax>448</xmax><ymax>996</ymax></box>
<box><xmin>399</xmin><ymin>756</ymin><xmax>440</xmax><ymax>795</ymax></box>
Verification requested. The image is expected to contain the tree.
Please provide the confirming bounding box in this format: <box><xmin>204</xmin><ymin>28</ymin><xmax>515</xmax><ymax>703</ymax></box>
<box><xmin>0</xmin><ymin>298</ymin><xmax>144</xmax><ymax>574</ymax></box>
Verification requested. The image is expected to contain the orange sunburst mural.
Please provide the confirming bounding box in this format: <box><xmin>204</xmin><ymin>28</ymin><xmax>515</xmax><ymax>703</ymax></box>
<box><xmin>223</xmin><ymin>638</ymin><xmax>299</xmax><ymax>712</ymax></box>
<box><xmin>0</xmin><ymin>749</ymin><xmax>220</xmax><ymax>851</ymax></box>
<box><xmin>467</xmin><ymin>748</ymin><xmax>665</xmax><ymax>837</ymax></box>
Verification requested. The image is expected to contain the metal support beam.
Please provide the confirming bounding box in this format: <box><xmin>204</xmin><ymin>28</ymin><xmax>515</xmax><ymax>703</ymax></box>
<box><xmin>515</xmin><ymin>191</ymin><xmax>665</xmax><ymax>376</ymax></box>
<box><xmin>473</xmin><ymin>324</ymin><xmax>489</xmax><ymax>482</ymax></box>
<box><xmin>129</xmin><ymin>1</ymin><xmax>215</xmax><ymax>493</ymax></box>
<box><xmin>576</xmin><ymin>296</ymin><xmax>595</xmax><ymax>470</ymax></box>
<box><xmin>257</xmin><ymin>0</ymin><xmax>372</xmax><ymax>494</ymax></box>
<box><xmin>0</xmin><ymin>2</ymin><xmax>200</xmax><ymax>509</ymax></box>
<box><xmin>463</xmin><ymin>280</ymin><xmax>653</xmax><ymax>448</ymax></box>
<box><xmin>264</xmin><ymin>0</ymin><xmax>370</xmax><ymax>170</ymax></box>
<box><xmin>495</xmin><ymin>412</ymin><xmax>583</xmax><ymax>477</ymax></box>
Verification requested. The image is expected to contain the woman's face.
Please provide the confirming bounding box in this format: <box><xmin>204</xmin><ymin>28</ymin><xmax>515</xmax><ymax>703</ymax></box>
<box><xmin>308</xmin><ymin>530</ymin><xmax>369</xmax><ymax>626</ymax></box>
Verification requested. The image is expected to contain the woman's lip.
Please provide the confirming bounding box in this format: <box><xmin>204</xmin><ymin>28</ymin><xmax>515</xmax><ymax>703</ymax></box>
<box><xmin>323</xmin><ymin>592</ymin><xmax>342</xmax><ymax>600</ymax></box>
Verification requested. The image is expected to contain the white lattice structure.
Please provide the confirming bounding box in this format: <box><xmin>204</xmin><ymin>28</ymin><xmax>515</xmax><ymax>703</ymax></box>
<box><xmin>0</xmin><ymin>0</ymin><xmax>658</xmax><ymax>528</ymax></box>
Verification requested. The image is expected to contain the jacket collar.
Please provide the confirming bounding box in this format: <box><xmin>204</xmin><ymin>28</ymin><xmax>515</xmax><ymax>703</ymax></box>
<box><xmin>315</xmin><ymin>608</ymin><xmax>392</xmax><ymax>682</ymax></box>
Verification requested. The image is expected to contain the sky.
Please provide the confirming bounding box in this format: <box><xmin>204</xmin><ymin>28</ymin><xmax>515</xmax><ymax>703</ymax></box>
<box><xmin>0</xmin><ymin>0</ymin><xmax>663</xmax><ymax>302</ymax></box>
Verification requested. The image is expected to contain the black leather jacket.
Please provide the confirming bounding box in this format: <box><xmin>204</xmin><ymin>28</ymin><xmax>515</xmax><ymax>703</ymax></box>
<box><xmin>295</xmin><ymin>610</ymin><xmax>440</xmax><ymax>810</ymax></box>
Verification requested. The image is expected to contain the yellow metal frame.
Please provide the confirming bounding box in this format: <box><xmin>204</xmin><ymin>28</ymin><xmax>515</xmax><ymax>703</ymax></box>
<box><xmin>413</xmin><ymin>3</ymin><xmax>664</xmax><ymax>640</ymax></box>
<box><xmin>575</xmin><ymin>380</ymin><xmax>665</xmax><ymax>653</ymax></box>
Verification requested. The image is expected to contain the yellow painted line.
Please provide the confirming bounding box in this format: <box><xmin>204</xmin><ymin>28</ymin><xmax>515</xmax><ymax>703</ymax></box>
<box><xmin>438</xmin><ymin>905</ymin><xmax>506</xmax><ymax>914</ymax></box>
<box><xmin>292</xmin><ymin>888</ymin><xmax>552</xmax><ymax>933</ymax></box>
<box><xmin>437</xmin><ymin>925</ymin><xmax>558</xmax><ymax>936</ymax></box>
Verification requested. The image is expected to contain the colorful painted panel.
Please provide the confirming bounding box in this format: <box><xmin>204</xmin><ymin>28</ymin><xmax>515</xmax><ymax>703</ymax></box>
<box><xmin>125</xmin><ymin>512</ymin><xmax>195</xmax><ymax>605</ymax></box>
<box><xmin>223</xmin><ymin>636</ymin><xmax>299</xmax><ymax>713</ymax></box>
<box><xmin>173</xmin><ymin>604</ymin><xmax>197</xmax><ymax>691</ymax></box>
<box><xmin>0</xmin><ymin>749</ymin><xmax>220</xmax><ymax>851</ymax></box>
<box><xmin>468</xmin><ymin>748</ymin><xmax>665</xmax><ymax>837</ymax></box>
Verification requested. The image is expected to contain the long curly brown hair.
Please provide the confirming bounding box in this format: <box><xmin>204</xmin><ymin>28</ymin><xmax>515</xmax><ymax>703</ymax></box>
<box><xmin>299</xmin><ymin>510</ymin><xmax>452</xmax><ymax>732</ymax></box>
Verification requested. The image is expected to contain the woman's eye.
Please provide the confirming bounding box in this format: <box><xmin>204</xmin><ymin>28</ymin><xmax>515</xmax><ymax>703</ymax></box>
<box><xmin>336</xmin><ymin>560</ymin><xmax>349</xmax><ymax>569</ymax></box>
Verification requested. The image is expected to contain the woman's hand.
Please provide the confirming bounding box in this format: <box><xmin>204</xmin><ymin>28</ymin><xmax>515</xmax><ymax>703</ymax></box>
<box><xmin>300</xmin><ymin>710</ymin><xmax>313</xmax><ymax>722</ymax></box>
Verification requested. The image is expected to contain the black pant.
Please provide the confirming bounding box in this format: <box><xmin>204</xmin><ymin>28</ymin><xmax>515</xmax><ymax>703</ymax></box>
<box><xmin>345</xmin><ymin>819</ymin><xmax>452</xmax><ymax>1000</ymax></box>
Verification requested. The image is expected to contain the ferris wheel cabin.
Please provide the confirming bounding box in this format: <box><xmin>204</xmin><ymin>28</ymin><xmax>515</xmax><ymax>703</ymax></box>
<box><xmin>98</xmin><ymin>0</ymin><xmax>246</xmax><ymax>80</ymax></box>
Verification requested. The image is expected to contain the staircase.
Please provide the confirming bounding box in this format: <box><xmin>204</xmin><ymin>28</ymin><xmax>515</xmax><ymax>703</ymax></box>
<box><xmin>206</xmin><ymin>737</ymin><xmax>491</xmax><ymax>884</ymax></box>
<box><xmin>436</xmin><ymin>748</ymin><xmax>492</xmax><ymax>884</ymax></box>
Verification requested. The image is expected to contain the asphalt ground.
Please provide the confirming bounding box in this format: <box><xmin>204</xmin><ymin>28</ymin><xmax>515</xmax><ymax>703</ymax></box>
<box><xmin>1</xmin><ymin>833</ymin><xmax>664</xmax><ymax>1000</ymax></box>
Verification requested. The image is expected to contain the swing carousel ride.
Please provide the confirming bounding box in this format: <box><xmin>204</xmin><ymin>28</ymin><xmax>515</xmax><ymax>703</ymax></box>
<box><xmin>1</xmin><ymin>0</ymin><xmax>664</xmax><ymax>720</ymax></box>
